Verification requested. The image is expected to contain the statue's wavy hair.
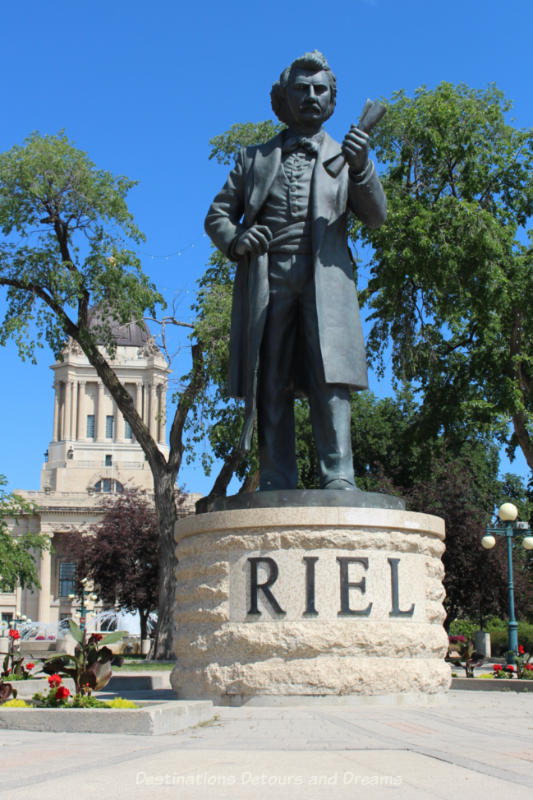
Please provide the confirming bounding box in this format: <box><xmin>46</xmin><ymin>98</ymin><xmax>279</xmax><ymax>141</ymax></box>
<box><xmin>271</xmin><ymin>50</ymin><xmax>337</xmax><ymax>126</ymax></box>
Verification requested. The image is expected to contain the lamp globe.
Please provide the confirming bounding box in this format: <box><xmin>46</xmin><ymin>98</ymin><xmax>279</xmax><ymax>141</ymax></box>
<box><xmin>481</xmin><ymin>535</ymin><xmax>496</xmax><ymax>550</ymax></box>
<box><xmin>498</xmin><ymin>503</ymin><xmax>518</xmax><ymax>522</ymax></box>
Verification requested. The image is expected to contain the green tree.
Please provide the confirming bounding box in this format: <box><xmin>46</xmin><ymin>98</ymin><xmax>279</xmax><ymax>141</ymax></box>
<box><xmin>0</xmin><ymin>475</ymin><xmax>49</xmax><ymax>592</ymax></box>
<box><xmin>355</xmin><ymin>82</ymin><xmax>533</xmax><ymax>475</ymax></box>
<box><xmin>0</xmin><ymin>132</ymin><xmax>203</xmax><ymax>658</ymax></box>
<box><xmin>208</xmin><ymin>121</ymin><xmax>284</xmax><ymax>167</ymax></box>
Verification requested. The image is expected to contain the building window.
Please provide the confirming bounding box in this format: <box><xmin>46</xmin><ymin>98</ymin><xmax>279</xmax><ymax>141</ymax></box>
<box><xmin>59</xmin><ymin>562</ymin><xmax>76</xmax><ymax>598</ymax></box>
<box><xmin>124</xmin><ymin>420</ymin><xmax>133</xmax><ymax>439</ymax></box>
<box><xmin>105</xmin><ymin>415</ymin><xmax>114</xmax><ymax>438</ymax></box>
<box><xmin>86</xmin><ymin>414</ymin><xmax>95</xmax><ymax>438</ymax></box>
<box><xmin>105</xmin><ymin>454</ymin><xmax>112</xmax><ymax>467</ymax></box>
<box><xmin>94</xmin><ymin>479</ymin><xmax>124</xmax><ymax>494</ymax></box>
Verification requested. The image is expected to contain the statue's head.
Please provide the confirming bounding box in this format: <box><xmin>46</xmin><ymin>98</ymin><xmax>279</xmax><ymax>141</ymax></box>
<box><xmin>271</xmin><ymin>50</ymin><xmax>337</xmax><ymax>129</ymax></box>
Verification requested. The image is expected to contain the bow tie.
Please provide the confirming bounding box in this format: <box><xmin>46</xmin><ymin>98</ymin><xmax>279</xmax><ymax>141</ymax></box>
<box><xmin>282</xmin><ymin>135</ymin><xmax>320</xmax><ymax>157</ymax></box>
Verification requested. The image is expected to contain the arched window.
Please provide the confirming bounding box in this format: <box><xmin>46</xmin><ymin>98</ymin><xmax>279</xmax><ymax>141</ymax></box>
<box><xmin>93</xmin><ymin>479</ymin><xmax>124</xmax><ymax>494</ymax></box>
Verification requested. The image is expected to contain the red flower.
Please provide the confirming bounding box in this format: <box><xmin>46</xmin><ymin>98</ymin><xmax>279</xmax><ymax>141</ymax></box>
<box><xmin>525</xmin><ymin>663</ymin><xmax>533</xmax><ymax>671</ymax></box>
<box><xmin>35</xmin><ymin>635</ymin><xmax>44</xmax><ymax>640</ymax></box>
<box><xmin>505</xmin><ymin>664</ymin><xmax>515</xmax><ymax>672</ymax></box>
<box><xmin>89</xmin><ymin>633</ymin><xmax>103</xmax><ymax>643</ymax></box>
<box><xmin>48</xmin><ymin>674</ymin><xmax>62</xmax><ymax>688</ymax></box>
<box><xmin>493</xmin><ymin>664</ymin><xmax>503</xmax><ymax>671</ymax></box>
<box><xmin>55</xmin><ymin>686</ymin><xmax>70</xmax><ymax>700</ymax></box>
<box><xmin>8</xmin><ymin>629</ymin><xmax>20</xmax><ymax>640</ymax></box>
<box><xmin>26</xmin><ymin>662</ymin><xmax>35</xmax><ymax>671</ymax></box>
<box><xmin>449</xmin><ymin>635</ymin><xmax>466</xmax><ymax>644</ymax></box>
<box><xmin>519</xmin><ymin>645</ymin><xmax>525</xmax><ymax>655</ymax></box>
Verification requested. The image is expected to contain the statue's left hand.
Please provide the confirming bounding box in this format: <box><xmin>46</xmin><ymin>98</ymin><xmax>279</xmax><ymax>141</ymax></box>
<box><xmin>342</xmin><ymin>125</ymin><xmax>369</xmax><ymax>174</ymax></box>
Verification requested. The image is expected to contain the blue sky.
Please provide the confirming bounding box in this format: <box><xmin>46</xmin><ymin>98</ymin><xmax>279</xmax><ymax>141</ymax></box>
<box><xmin>1</xmin><ymin>0</ymin><xmax>531</xmax><ymax>494</ymax></box>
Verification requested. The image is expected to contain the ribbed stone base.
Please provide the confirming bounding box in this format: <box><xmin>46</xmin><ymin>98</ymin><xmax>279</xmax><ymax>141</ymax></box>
<box><xmin>171</xmin><ymin>506</ymin><xmax>450</xmax><ymax>704</ymax></box>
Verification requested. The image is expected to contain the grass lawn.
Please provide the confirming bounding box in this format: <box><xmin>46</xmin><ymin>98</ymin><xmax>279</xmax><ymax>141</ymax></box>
<box><xmin>113</xmin><ymin>660</ymin><xmax>174</xmax><ymax>671</ymax></box>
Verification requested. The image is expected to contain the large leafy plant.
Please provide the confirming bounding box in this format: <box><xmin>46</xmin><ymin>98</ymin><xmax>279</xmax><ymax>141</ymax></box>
<box><xmin>43</xmin><ymin>620</ymin><xmax>126</xmax><ymax>695</ymax></box>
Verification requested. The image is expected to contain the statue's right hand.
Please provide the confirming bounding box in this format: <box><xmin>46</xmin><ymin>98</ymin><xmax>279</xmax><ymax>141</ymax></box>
<box><xmin>234</xmin><ymin>225</ymin><xmax>272</xmax><ymax>256</ymax></box>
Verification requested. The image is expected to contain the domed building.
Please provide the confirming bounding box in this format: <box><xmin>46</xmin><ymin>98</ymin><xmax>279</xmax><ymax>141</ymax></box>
<box><xmin>42</xmin><ymin>310</ymin><xmax>169</xmax><ymax>495</ymax></box>
<box><xmin>0</xmin><ymin>313</ymin><xmax>197</xmax><ymax>635</ymax></box>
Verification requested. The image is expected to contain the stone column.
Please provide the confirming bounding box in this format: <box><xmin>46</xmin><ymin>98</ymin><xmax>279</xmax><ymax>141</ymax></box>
<box><xmin>134</xmin><ymin>382</ymin><xmax>141</xmax><ymax>418</ymax></box>
<box><xmin>158</xmin><ymin>383</ymin><xmax>167</xmax><ymax>443</ymax></box>
<box><xmin>149</xmin><ymin>383</ymin><xmax>157</xmax><ymax>438</ymax></box>
<box><xmin>77</xmin><ymin>381</ymin><xmax>86</xmax><ymax>440</ymax></box>
<box><xmin>133</xmin><ymin>382</ymin><xmax>142</xmax><ymax>440</ymax></box>
<box><xmin>96</xmin><ymin>383</ymin><xmax>106</xmax><ymax>441</ymax></box>
<box><xmin>140</xmin><ymin>383</ymin><xmax>145</xmax><ymax>424</ymax></box>
<box><xmin>64</xmin><ymin>378</ymin><xmax>72</xmax><ymax>441</ymax></box>
<box><xmin>14</xmin><ymin>585</ymin><xmax>22</xmax><ymax>616</ymax></box>
<box><xmin>143</xmin><ymin>382</ymin><xmax>150</xmax><ymax>426</ymax></box>
<box><xmin>115</xmin><ymin>399</ymin><xmax>125</xmax><ymax>442</ymax></box>
<box><xmin>52</xmin><ymin>382</ymin><xmax>60</xmax><ymax>442</ymax></box>
<box><xmin>37</xmin><ymin>544</ymin><xmax>52</xmax><ymax>623</ymax></box>
<box><xmin>58</xmin><ymin>382</ymin><xmax>65</xmax><ymax>441</ymax></box>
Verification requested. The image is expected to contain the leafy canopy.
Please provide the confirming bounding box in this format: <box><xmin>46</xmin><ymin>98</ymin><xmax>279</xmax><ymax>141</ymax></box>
<box><xmin>0</xmin><ymin>131</ymin><xmax>163</xmax><ymax>360</ymax></box>
<box><xmin>0</xmin><ymin>475</ymin><xmax>49</xmax><ymax>592</ymax></box>
<box><xmin>354</xmin><ymin>83</ymin><xmax>533</xmax><ymax>469</ymax></box>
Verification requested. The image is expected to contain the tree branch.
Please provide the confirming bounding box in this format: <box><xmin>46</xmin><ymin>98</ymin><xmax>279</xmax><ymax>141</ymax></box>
<box><xmin>205</xmin><ymin>446</ymin><xmax>245</xmax><ymax>499</ymax></box>
<box><xmin>167</xmin><ymin>341</ymin><xmax>205</xmax><ymax>475</ymax></box>
<box><xmin>509</xmin><ymin>306</ymin><xmax>533</xmax><ymax>470</ymax></box>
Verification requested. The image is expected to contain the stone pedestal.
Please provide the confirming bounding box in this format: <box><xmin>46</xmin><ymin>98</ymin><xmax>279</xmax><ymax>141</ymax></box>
<box><xmin>171</xmin><ymin>505</ymin><xmax>450</xmax><ymax>705</ymax></box>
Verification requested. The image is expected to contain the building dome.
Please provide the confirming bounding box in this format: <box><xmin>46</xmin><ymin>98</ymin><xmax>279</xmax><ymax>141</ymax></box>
<box><xmin>87</xmin><ymin>305</ymin><xmax>152</xmax><ymax>347</ymax></box>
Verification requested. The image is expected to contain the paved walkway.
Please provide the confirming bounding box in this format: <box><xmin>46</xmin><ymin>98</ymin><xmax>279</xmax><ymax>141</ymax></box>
<box><xmin>1</xmin><ymin>691</ymin><xmax>533</xmax><ymax>799</ymax></box>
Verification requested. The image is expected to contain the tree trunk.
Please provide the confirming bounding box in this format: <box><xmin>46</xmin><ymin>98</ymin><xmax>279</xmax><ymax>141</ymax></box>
<box><xmin>512</xmin><ymin>410</ymin><xmax>533</xmax><ymax>472</ymax></box>
<box><xmin>509</xmin><ymin>307</ymin><xmax>533</xmax><ymax>472</ymax></box>
<box><xmin>151</xmin><ymin>471</ymin><xmax>179</xmax><ymax>660</ymax></box>
<box><xmin>139</xmin><ymin>609</ymin><xmax>148</xmax><ymax>643</ymax></box>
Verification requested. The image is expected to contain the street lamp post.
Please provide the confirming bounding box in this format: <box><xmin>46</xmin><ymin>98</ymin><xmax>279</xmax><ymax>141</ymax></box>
<box><xmin>481</xmin><ymin>502</ymin><xmax>533</xmax><ymax>663</ymax></box>
<box><xmin>68</xmin><ymin>577</ymin><xmax>99</xmax><ymax>634</ymax></box>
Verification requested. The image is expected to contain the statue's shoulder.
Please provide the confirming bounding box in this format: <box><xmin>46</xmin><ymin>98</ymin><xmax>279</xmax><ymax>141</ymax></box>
<box><xmin>242</xmin><ymin>131</ymin><xmax>284</xmax><ymax>161</ymax></box>
<box><xmin>322</xmin><ymin>130</ymin><xmax>340</xmax><ymax>148</ymax></box>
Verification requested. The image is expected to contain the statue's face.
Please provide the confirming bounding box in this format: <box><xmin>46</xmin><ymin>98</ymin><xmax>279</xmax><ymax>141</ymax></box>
<box><xmin>286</xmin><ymin>68</ymin><xmax>331</xmax><ymax>132</ymax></box>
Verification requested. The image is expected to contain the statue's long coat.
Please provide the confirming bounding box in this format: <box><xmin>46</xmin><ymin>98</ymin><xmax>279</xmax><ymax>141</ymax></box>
<box><xmin>205</xmin><ymin>130</ymin><xmax>387</xmax><ymax>450</ymax></box>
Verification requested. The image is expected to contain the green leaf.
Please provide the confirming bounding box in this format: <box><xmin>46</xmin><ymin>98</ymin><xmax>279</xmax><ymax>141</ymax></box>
<box><xmin>99</xmin><ymin>630</ymin><xmax>128</xmax><ymax>646</ymax></box>
<box><xmin>68</xmin><ymin>619</ymin><xmax>84</xmax><ymax>644</ymax></box>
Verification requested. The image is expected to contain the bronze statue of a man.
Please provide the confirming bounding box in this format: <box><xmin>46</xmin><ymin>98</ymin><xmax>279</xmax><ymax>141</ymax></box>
<box><xmin>205</xmin><ymin>51</ymin><xmax>387</xmax><ymax>491</ymax></box>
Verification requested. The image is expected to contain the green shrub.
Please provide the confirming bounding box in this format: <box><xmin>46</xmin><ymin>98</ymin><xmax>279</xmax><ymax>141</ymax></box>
<box><xmin>490</xmin><ymin>630</ymin><xmax>509</xmax><ymax>656</ymax></box>
<box><xmin>70</xmin><ymin>694</ymin><xmax>108</xmax><ymax>708</ymax></box>
<box><xmin>484</xmin><ymin>616</ymin><xmax>507</xmax><ymax>632</ymax></box>
<box><xmin>450</xmin><ymin>619</ymin><xmax>533</xmax><ymax>656</ymax></box>
<box><xmin>488</xmin><ymin>623</ymin><xmax>533</xmax><ymax>656</ymax></box>
<box><xmin>449</xmin><ymin>619</ymin><xmax>478</xmax><ymax>640</ymax></box>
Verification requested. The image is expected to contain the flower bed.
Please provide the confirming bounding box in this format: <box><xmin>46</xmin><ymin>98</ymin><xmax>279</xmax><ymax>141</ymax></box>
<box><xmin>451</xmin><ymin>677</ymin><xmax>533</xmax><ymax>692</ymax></box>
<box><xmin>0</xmin><ymin>699</ymin><xmax>214</xmax><ymax>735</ymax></box>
